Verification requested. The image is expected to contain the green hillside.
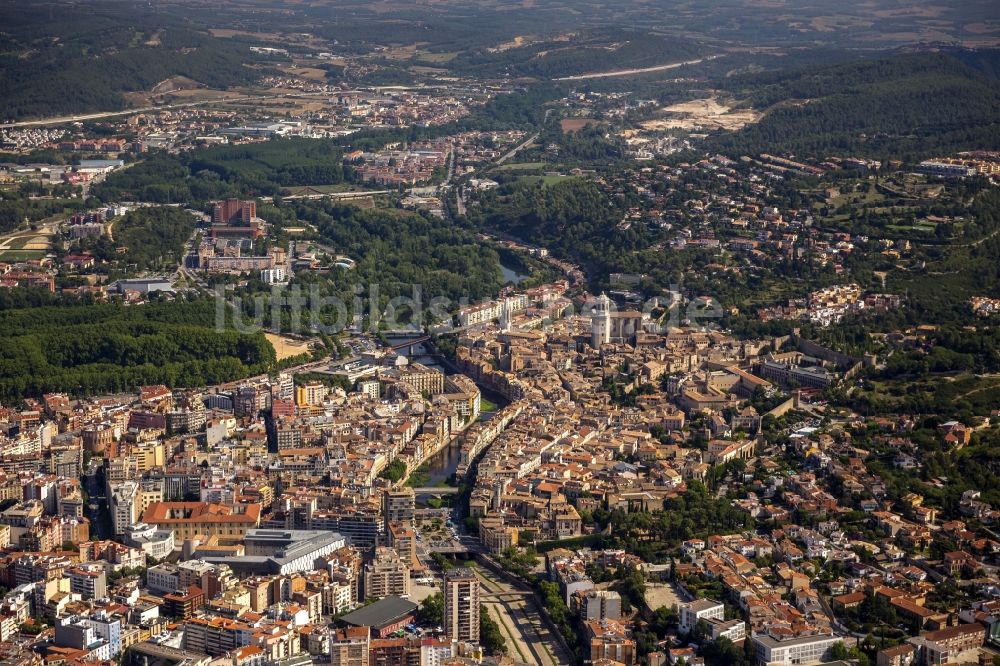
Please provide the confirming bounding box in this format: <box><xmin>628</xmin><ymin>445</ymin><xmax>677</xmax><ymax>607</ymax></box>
<box><xmin>708</xmin><ymin>54</ymin><xmax>1000</xmax><ymax>160</ymax></box>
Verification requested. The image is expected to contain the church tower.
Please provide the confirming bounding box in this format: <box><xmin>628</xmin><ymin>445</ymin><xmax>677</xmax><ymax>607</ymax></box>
<box><xmin>591</xmin><ymin>293</ymin><xmax>612</xmax><ymax>349</ymax></box>
<box><xmin>499</xmin><ymin>297</ymin><xmax>512</xmax><ymax>332</ymax></box>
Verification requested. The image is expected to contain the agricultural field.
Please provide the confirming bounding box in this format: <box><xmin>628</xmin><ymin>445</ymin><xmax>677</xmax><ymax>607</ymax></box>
<box><xmin>560</xmin><ymin>118</ymin><xmax>596</xmax><ymax>133</ymax></box>
<box><xmin>0</xmin><ymin>231</ymin><xmax>52</xmax><ymax>262</ymax></box>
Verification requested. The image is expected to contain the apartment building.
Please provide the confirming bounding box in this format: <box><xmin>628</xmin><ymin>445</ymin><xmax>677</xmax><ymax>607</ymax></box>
<box><xmin>329</xmin><ymin>626</ymin><xmax>369</xmax><ymax>666</ymax></box>
<box><xmin>394</xmin><ymin>364</ymin><xmax>445</xmax><ymax>396</ymax></box>
<box><xmin>443</xmin><ymin>568</ymin><xmax>479</xmax><ymax>643</ymax></box>
<box><xmin>141</xmin><ymin>502</ymin><xmax>262</xmax><ymax>540</ymax></box>
<box><xmin>363</xmin><ymin>547</ymin><xmax>410</xmax><ymax>601</ymax></box>
<box><xmin>110</xmin><ymin>481</ymin><xmax>140</xmax><ymax>537</ymax></box>
<box><xmin>576</xmin><ymin>590</ymin><xmax>623</xmax><ymax>621</ymax></box>
<box><xmin>183</xmin><ymin>616</ymin><xmax>253</xmax><ymax>657</ymax></box>
<box><xmin>382</xmin><ymin>487</ymin><xmax>415</xmax><ymax>531</ymax></box>
<box><xmin>585</xmin><ymin>619</ymin><xmax>636</xmax><ymax>666</ymax></box>
<box><xmin>67</xmin><ymin>565</ymin><xmax>107</xmax><ymax>600</ymax></box>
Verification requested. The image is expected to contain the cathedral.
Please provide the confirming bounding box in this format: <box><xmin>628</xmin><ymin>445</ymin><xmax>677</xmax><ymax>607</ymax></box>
<box><xmin>591</xmin><ymin>293</ymin><xmax>644</xmax><ymax>348</ymax></box>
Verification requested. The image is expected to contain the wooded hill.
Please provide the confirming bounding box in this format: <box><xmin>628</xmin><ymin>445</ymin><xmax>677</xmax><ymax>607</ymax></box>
<box><xmin>0</xmin><ymin>2</ymin><xmax>265</xmax><ymax>120</ymax></box>
<box><xmin>94</xmin><ymin>139</ymin><xmax>350</xmax><ymax>204</ymax></box>
<box><xmin>707</xmin><ymin>53</ymin><xmax>1000</xmax><ymax>161</ymax></box>
<box><xmin>0</xmin><ymin>298</ymin><xmax>275</xmax><ymax>400</ymax></box>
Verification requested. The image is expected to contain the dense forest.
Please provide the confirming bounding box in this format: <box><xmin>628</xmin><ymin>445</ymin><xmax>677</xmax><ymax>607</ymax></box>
<box><xmin>0</xmin><ymin>298</ymin><xmax>275</xmax><ymax>400</ymax></box>
<box><xmin>80</xmin><ymin>207</ymin><xmax>196</xmax><ymax>271</ymax></box>
<box><xmin>295</xmin><ymin>202</ymin><xmax>505</xmax><ymax>315</ymax></box>
<box><xmin>0</xmin><ymin>183</ymin><xmax>84</xmax><ymax>234</ymax></box>
<box><xmin>708</xmin><ymin>54</ymin><xmax>1000</xmax><ymax>160</ymax></box>
<box><xmin>0</xmin><ymin>3</ymin><xmax>264</xmax><ymax>119</ymax></box>
<box><xmin>881</xmin><ymin>189</ymin><xmax>1000</xmax><ymax>317</ymax></box>
<box><xmin>222</xmin><ymin>200</ymin><xmax>507</xmax><ymax>333</ymax></box>
<box><xmin>94</xmin><ymin>139</ymin><xmax>350</xmax><ymax>204</ymax></box>
<box><xmin>533</xmin><ymin>124</ymin><xmax>625</xmax><ymax>165</ymax></box>
<box><xmin>465</xmin><ymin>178</ymin><xmax>654</xmax><ymax>286</ymax></box>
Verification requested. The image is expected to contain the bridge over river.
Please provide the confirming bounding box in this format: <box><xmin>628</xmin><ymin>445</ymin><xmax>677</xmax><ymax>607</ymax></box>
<box><xmin>410</xmin><ymin>486</ymin><xmax>461</xmax><ymax>495</ymax></box>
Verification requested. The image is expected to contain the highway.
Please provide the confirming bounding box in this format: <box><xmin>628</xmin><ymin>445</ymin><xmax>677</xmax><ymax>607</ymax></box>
<box><xmin>474</xmin><ymin>566</ymin><xmax>572</xmax><ymax>666</ymax></box>
<box><xmin>496</xmin><ymin>132</ymin><xmax>539</xmax><ymax>164</ymax></box>
<box><xmin>554</xmin><ymin>55</ymin><xmax>720</xmax><ymax>81</ymax></box>
<box><xmin>281</xmin><ymin>189</ymin><xmax>392</xmax><ymax>201</ymax></box>
<box><xmin>0</xmin><ymin>94</ymin><xmax>278</xmax><ymax>129</ymax></box>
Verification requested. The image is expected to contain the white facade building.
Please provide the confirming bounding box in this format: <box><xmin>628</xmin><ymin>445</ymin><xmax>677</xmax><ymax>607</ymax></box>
<box><xmin>752</xmin><ymin>633</ymin><xmax>841</xmax><ymax>665</ymax></box>
<box><xmin>679</xmin><ymin>598</ymin><xmax>725</xmax><ymax>634</ymax></box>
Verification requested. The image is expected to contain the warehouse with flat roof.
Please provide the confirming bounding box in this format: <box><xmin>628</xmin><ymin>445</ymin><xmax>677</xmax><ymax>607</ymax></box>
<box><xmin>338</xmin><ymin>596</ymin><xmax>418</xmax><ymax>638</ymax></box>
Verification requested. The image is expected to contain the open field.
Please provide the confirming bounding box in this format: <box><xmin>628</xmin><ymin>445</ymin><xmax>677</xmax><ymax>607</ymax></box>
<box><xmin>560</xmin><ymin>117</ymin><xmax>596</xmax><ymax>133</ymax></box>
<box><xmin>495</xmin><ymin>162</ymin><xmax>547</xmax><ymax>171</ymax></box>
<box><xmin>122</xmin><ymin>76</ymin><xmax>237</xmax><ymax>107</ymax></box>
<box><xmin>209</xmin><ymin>29</ymin><xmax>284</xmax><ymax>41</ymax></box>
<box><xmin>279</xmin><ymin>63</ymin><xmax>331</xmax><ymax>81</ymax></box>
<box><xmin>0</xmin><ymin>230</ymin><xmax>53</xmax><ymax>261</ymax></box>
<box><xmin>519</xmin><ymin>175</ymin><xmax>575</xmax><ymax>186</ymax></box>
<box><xmin>409</xmin><ymin>66</ymin><xmax>449</xmax><ymax>75</ymax></box>
<box><xmin>151</xmin><ymin>76</ymin><xmax>204</xmax><ymax>95</ymax></box>
<box><xmin>264</xmin><ymin>333</ymin><xmax>311</xmax><ymax>361</ymax></box>
<box><xmin>642</xmin><ymin>97</ymin><xmax>761</xmax><ymax>132</ymax></box>
<box><xmin>416</xmin><ymin>51</ymin><xmax>459</xmax><ymax>63</ymax></box>
<box><xmin>1</xmin><ymin>234</ymin><xmax>50</xmax><ymax>251</ymax></box>
<box><xmin>0</xmin><ymin>249</ymin><xmax>46</xmax><ymax>262</ymax></box>
<box><xmin>383</xmin><ymin>43</ymin><xmax>422</xmax><ymax>60</ymax></box>
<box><xmin>227</xmin><ymin>93</ymin><xmax>330</xmax><ymax>114</ymax></box>
<box><xmin>347</xmin><ymin>197</ymin><xmax>377</xmax><ymax>210</ymax></box>
<box><xmin>645</xmin><ymin>582</ymin><xmax>687</xmax><ymax>611</ymax></box>
<box><xmin>154</xmin><ymin>88</ymin><xmax>237</xmax><ymax>101</ymax></box>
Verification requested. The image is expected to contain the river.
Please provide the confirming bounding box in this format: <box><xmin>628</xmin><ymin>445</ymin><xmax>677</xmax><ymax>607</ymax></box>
<box><xmin>500</xmin><ymin>262</ymin><xmax>529</xmax><ymax>285</ymax></box>
<box><xmin>394</xmin><ymin>332</ymin><xmax>507</xmax><ymax>490</ymax></box>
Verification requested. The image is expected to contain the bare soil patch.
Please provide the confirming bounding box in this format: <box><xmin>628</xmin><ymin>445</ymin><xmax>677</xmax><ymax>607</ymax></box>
<box><xmin>560</xmin><ymin>118</ymin><xmax>596</xmax><ymax>133</ymax></box>
<box><xmin>641</xmin><ymin>98</ymin><xmax>760</xmax><ymax>132</ymax></box>
<box><xmin>265</xmin><ymin>333</ymin><xmax>311</xmax><ymax>361</ymax></box>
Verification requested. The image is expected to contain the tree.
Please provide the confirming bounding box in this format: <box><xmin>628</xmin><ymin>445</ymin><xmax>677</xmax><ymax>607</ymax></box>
<box><xmin>431</xmin><ymin>552</ymin><xmax>453</xmax><ymax>571</ymax></box>
<box><xmin>417</xmin><ymin>592</ymin><xmax>443</xmax><ymax>625</ymax></box>
<box><xmin>702</xmin><ymin>636</ymin><xmax>749</xmax><ymax>666</ymax></box>
<box><xmin>650</xmin><ymin>605</ymin><xmax>678</xmax><ymax>637</ymax></box>
<box><xmin>497</xmin><ymin>547</ymin><xmax>539</xmax><ymax>579</ymax></box>
<box><xmin>479</xmin><ymin>605</ymin><xmax>506</xmax><ymax>655</ymax></box>
<box><xmin>378</xmin><ymin>459</ymin><xmax>407</xmax><ymax>483</ymax></box>
<box><xmin>615</xmin><ymin>566</ymin><xmax>647</xmax><ymax>614</ymax></box>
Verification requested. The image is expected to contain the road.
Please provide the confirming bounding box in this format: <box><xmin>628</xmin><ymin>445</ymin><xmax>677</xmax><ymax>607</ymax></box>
<box><xmin>0</xmin><ymin>94</ymin><xmax>280</xmax><ymax>129</ymax></box>
<box><xmin>496</xmin><ymin>132</ymin><xmax>539</xmax><ymax>164</ymax></box>
<box><xmin>474</xmin><ymin>567</ymin><xmax>572</xmax><ymax>666</ymax></box>
<box><xmin>281</xmin><ymin>189</ymin><xmax>392</xmax><ymax>201</ymax></box>
<box><xmin>445</xmin><ymin>143</ymin><xmax>456</xmax><ymax>183</ymax></box>
<box><xmin>554</xmin><ymin>55</ymin><xmax>719</xmax><ymax>81</ymax></box>
<box><xmin>411</xmin><ymin>487</ymin><xmax>462</xmax><ymax>495</ymax></box>
<box><xmin>83</xmin><ymin>464</ymin><xmax>111</xmax><ymax>540</ymax></box>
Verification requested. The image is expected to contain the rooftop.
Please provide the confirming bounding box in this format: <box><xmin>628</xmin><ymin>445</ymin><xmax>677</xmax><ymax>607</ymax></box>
<box><xmin>339</xmin><ymin>595</ymin><xmax>418</xmax><ymax>629</ymax></box>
